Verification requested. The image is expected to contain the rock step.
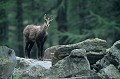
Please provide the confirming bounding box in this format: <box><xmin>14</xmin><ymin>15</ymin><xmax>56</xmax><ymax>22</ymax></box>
<box><xmin>47</xmin><ymin>75</ymin><xmax>109</xmax><ymax>79</ymax></box>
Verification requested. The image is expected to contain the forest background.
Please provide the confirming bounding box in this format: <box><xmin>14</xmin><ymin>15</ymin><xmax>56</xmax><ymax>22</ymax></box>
<box><xmin>0</xmin><ymin>0</ymin><xmax>120</xmax><ymax>58</ymax></box>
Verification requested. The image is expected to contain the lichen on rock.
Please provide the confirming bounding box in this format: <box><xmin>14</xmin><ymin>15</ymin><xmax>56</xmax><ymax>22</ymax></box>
<box><xmin>0</xmin><ymin>46</ymin><xmax>16</xmax><ymax>79</ymax></box>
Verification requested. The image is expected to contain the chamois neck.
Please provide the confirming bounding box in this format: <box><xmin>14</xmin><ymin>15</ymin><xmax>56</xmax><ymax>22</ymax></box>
<box><xmin>42</xmin><ymin>23</ymin><xmax>49</xmax><ymax>31</ymax></box>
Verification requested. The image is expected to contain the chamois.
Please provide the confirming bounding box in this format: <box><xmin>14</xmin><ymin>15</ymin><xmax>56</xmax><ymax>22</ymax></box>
<box><xmin>23</xmin><ymin>14</ymin><xmax>53</xmax><ymax>60</ymax></box>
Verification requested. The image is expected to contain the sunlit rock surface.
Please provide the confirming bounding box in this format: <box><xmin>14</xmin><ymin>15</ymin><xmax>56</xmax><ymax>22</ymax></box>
<box><xmin>13</xmin><ymin>57</ymin><xmax>52</xmax><ymax>79</ymax></box>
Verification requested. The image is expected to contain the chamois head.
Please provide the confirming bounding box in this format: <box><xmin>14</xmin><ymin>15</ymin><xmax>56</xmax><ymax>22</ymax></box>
<box><xmin>44</xmin><ymin>14</ymin><xmax>53</xmax><ymax>29</ymax></box>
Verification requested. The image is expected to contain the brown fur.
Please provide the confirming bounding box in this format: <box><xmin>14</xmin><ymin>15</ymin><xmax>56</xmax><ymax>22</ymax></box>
<box><xmin>23</xmin><ymin>25</ymin><xmax>47</xmax><ymax>42</ymax></box>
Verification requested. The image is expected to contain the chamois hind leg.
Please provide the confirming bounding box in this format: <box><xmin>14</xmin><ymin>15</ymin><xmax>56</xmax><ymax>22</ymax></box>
<box><xmin>24</xmin><ymin>41</ymin><xmax>29</xmax><ymax>58</ymax></box>
<box><xmin>25</xmin><ymin>41</ymin><xmax>34</xmax><ymax>58</ymax></box>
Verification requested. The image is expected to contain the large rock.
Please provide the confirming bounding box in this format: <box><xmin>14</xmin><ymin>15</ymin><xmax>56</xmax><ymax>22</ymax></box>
<box><xmin>48</xmin><ymin>49</ymin><xmax>91</xmax><ymax>78</ymax></box>
<box><xmin>0</xmin><ymin>46</ymin><xmax>16</xmax><ymax>79</ymax></box>
<box><xmin>93</xmin><ymin>40</ymin><xmax>120</xmax><ymax>71</ymax></box>
<box><xmin>12</xmin><ymin>57</ymin><xmax>52</xmax><ymax>79</ymax></box>
<box><xmin>51</xmin><ymin>38</ymin><xmax>108</xmax><ymax>65</ymax></box>
<box><xmin>44</xmin><ymin>45</ymin><xmax>61</xmax><ymax>60</ymax></box>
<box><xmin>99</xmin><ymin>64</ymin><xmax>120</xmax><ymax>79</ymax></box>
<box><xmin>108</xmin><ymin>40</ymin><xmax>120</xmax><ymax>66</ymax></box>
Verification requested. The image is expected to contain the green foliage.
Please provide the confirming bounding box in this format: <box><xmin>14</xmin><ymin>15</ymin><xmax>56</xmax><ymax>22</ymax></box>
<box><xmin>10</xmin><ymin>73</ymin><xmax>20</xmax><ymax>79</ymax></box>
<box><xmin>57</xmin><ymin>31</ymin><xmax>90</xmax><ymax>44</ymax></box>
<box><xmin>89</xmin><ymin>12</ymin><xmax>116</xmax><ymax>37</ymax></box>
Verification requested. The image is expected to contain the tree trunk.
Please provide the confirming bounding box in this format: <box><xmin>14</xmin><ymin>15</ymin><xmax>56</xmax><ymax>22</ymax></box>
<box><xmin>16</xmin><ymin>0</ymin><xmax>24</xmax><ymax>57</ymax></box>
<box><xmin>0</xmin><ymin>1</ymin><xmax>8</xmax><ymax>45</ymax></box>
<box><xmin>79</xmin><ymin>0</ymin><xmax>89</xmax><ymax>34</ymax></box>
<box><xmin>112</xmin><ymin>0</ymin><xmax>120</xmax><ymax>43</ymax></box>
<box><xmin>56</xmin><ymin>0</ymin><xmax>68</xmax><ymax>45</ymax></box>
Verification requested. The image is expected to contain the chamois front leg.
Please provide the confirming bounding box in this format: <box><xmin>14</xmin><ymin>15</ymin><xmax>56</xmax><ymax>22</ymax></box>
<box><xmin>25</xmin><ymin>41</ymin><xmax>34</xmax><ymax>58</ymax></box>
<box><xmin>41</xmin><ymin>35</ymin><xmax>47</xmax><ymax>59</ymax></box>
<box><xmin>36</xmin><ymin>41</ymin><xmax>42</xmax><ymax>60</ymax></box>
<box><xmin>36</xmin><ymin>35</ymin><xmax>47</xmax><ymax>60</ymax></box>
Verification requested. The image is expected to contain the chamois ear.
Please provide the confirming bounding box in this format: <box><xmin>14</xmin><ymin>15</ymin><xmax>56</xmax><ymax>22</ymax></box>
<box><xmin>44</xmin><ymin>14</ymin><xmax>54</xmax><ymax>23</ymax></box>
<box><xmin>44</xmin><ymin>14</ymin><xmax>47</xmax><ymax>23</ymax></box>
<box><xmin>49</xmin><ymin>15</ymin><xmax>54</xmax><ymax>22</ymax></box>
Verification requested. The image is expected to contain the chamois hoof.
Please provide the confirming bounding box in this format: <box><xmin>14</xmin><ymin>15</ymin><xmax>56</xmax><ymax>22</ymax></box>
<box><xmin>24</xmin><ymin>56</ymin><xmax>29</xmax><ymax>59</ymax></box>
<box><xmin>37</xmin><ymin>57</ymin><xmax>43</xmax><ymax>61</ymax></box>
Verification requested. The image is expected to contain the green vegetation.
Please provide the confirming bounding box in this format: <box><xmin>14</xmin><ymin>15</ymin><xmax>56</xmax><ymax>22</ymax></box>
<box><xmin>0</xmin><ymin>56</ymin><xmax>9</xmax><ymax>64</ymax></box>
<box><xmin>0</xmin><ymin>0</ymin><xmax>120</xmax><ymax>58</ymax></box>
<box><xmin>10</xmin><ymin>73</ymin><xmax>20</xmax><ymax>79</ymax></box>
